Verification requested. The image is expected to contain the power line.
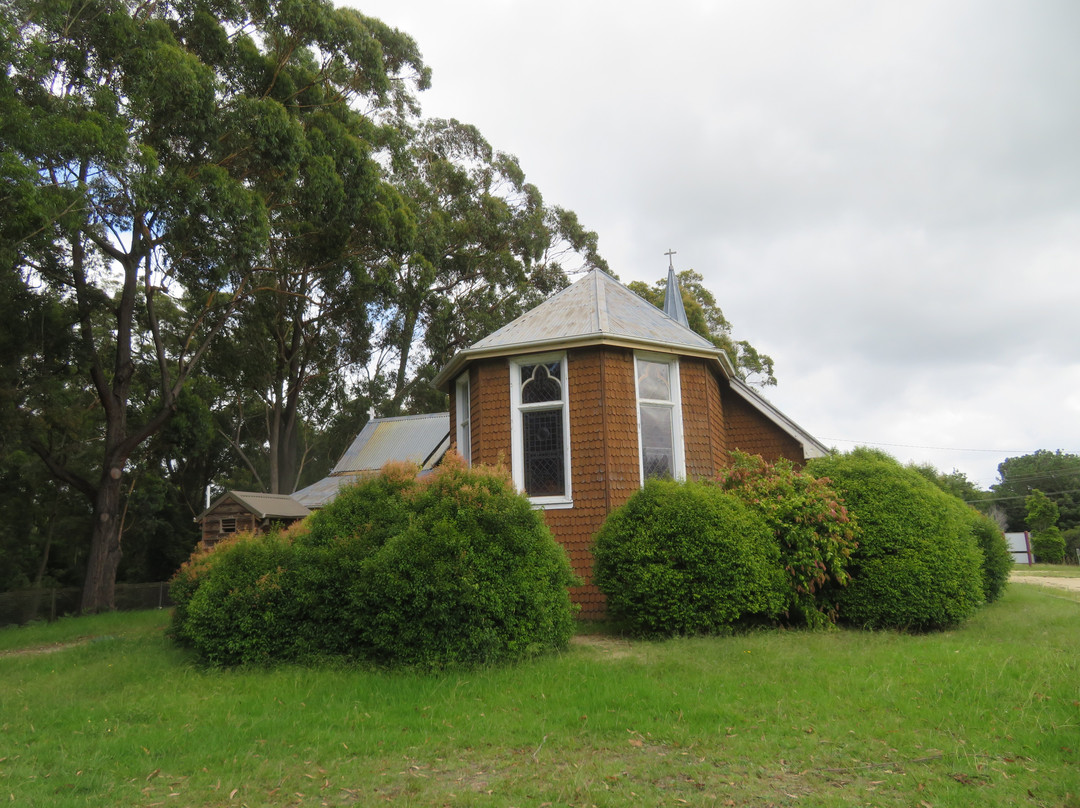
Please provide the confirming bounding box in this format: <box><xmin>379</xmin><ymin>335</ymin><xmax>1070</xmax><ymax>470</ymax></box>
<box><xmin>965</xmin><ymin>488</ymin><xmax>1080</xmax><ymax>504</ymax></box>
<box><xmin>820</xmin><ymin>438</ymin><xmax>1028</xmax><ymax>454</ymax></box>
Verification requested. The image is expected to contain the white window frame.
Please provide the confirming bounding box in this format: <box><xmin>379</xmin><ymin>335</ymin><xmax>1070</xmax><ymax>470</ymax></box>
<box><xmin>509</xmin><ymin>352</ymin><xmax>573</xmax><ymax>509</ymax></box>
<box><xmin>455</xmin><ymin>372</ymin><xmax>472</xmax><ymax>466</ymax></box>
<box><xmin>634</xmin><ymin>351</ymin><xmax>686</xmax><ymax>483</ymax></box>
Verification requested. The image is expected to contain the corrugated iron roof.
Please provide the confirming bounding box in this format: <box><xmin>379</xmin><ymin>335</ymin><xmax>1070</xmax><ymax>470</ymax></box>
<box><xmin>291</xmin><ymin>474</ymin><xmax>362</xmax><ymax>509</ymax></box>
<box><xmin>332</xmin><ymin>412</ymin><xmax>450</xmax><ymax>475</ymax></box>
<box><xmin>433</xmin><ymin>269</ymin><xmax>733</xmax><ymax>389</ymax></box>
<box><xmin>201</xmin><ymin>491</ymin><xmax>310</xmax><ymax>520</ymax></box>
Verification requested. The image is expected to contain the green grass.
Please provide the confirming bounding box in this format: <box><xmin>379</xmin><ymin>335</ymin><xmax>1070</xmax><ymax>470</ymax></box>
<box><xmin>1012</xmin><ymin>563</ymin><xmax>1080</xmax><ymax>578</ymax></box>
<box><xmin>2</xmin><ymin>587</ymin><xmax>1078</xmax><ymax>807</ymax></box>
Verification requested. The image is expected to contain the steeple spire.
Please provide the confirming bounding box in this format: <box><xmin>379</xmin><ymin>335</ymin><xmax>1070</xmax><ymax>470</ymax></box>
<box><xmin>662</xmin><ymin>249</ymin><xmax>689</xmax><ymax>328</ymax></box>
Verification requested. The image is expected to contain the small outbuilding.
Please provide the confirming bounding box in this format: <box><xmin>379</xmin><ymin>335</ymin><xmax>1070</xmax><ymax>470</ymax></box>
<box><xmin>197</xmin><ymin>491</ymin><xmax>311</xmax><ymax>546</ymax></box>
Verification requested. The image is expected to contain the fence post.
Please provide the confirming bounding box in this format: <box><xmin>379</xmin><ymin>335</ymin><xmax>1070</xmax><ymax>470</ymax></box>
<box><xmin>50</xmin><ymin>588</ymin><xmax>57</xmax><ymax>622</ymax></box>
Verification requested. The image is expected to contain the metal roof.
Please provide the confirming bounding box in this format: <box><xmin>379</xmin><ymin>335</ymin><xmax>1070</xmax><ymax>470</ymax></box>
<box><xmin>291</xmin><ymin>473</ymin><xmax>362</xmax><ymax>509</ymax></box>
<box><xmin>332</xmin><ymin>412</ymin><xmax>450</xmax><ymax>475</ymax></box>
<box><xmin>433</xmin><ymin>269</ymin><xmax>735</xmax><ymax>389</ymax></box>
<box><xmin>200</xmin><ymin>491</ymin><xmax>311</xmax><ymax>520</ymax></box>
<box><xmin>663</xmin><ymin>265</ymin><xmax>690</xmax><ymax>327</ymax></box>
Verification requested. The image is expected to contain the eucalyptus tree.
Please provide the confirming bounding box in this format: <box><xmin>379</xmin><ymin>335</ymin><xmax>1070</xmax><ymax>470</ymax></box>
<box><xmin>3</xmin><ymin>0</ymin><xmax>428</xmax><ymax>610</ymax></box>
<box><xmin>367</xmin><ymin>118</ymin><xmax>607</xmax><ymax>415</ymax></box>
<box><xmin>629</xmin><ymin>269</ymin><xmax>777</xmax><ymax>387</ymax></box>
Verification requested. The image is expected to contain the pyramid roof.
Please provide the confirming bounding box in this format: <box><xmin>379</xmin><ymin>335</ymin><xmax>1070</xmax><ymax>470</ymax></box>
<box><xmin>433</xmin><ymin>269</ymin><xmax>735</xmax><ymax>388</ymax></box>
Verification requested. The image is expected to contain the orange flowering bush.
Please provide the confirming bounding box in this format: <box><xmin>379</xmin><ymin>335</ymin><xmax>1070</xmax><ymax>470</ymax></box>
<box><xmin>712</xmin><ymin>452</ymin><xmax>859</xmax><ymax>629</ymax></box>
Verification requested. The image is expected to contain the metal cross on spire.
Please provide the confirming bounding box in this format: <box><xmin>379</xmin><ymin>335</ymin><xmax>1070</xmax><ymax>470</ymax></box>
<box><xmin>662</xmin><ymin>249</ymin><xmax>689</xmax><ymax>327</ymax></box>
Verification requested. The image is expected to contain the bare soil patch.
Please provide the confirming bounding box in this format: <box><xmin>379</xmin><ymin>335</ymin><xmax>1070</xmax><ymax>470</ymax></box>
<box><xmin>1010</xmin><ymin>574</ymin><xmax>1080</xmax><ymax>592</ymax></box>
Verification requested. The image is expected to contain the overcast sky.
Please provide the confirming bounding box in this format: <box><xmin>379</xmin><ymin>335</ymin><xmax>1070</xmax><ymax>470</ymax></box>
<box><xmin>348</xmin><ymin>0</ymin><xmax>1080</xmax><ymax>489</ymax></box>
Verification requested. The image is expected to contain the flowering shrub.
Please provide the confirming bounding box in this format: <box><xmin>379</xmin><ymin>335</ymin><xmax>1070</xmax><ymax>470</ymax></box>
<box><xmin>711</xmin><ymin>452</ymin><xmax>859</xmax><ymax>628</ymax></box>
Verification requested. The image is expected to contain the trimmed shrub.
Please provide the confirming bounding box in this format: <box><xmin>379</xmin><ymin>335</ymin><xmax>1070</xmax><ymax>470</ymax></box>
<box><xmin>1031</xmin><ymin>527</ymin><xmax>1066</xmax><ymax>564</ymax></box>
<box><xmin>969</xmin><ymin>511</ymin><xmax>1012</xmax><ymax>602</ymax></box>
<box><xmin>177</xmin><ymin>531</ymin><xmax>308</xmax><ymax>665</ymax></box>
<box><xmin>169</xmin><ymin>457</ymin><xmax>577</xmax><ymax>668</ymax></box>
<box><xmin>351</xmin><ymin>461</ymin><xmax>578</xmax><ymax>668</ymax></box>
<box><xmin>303</xmin><ymin>462</ymin><xmax>418</xmax><ymax>552</ymax></box>
<box><xmin>1063</xmin><ymin>527</ymin><xmax>1080</xmax><ymax>564</ymax></box>
<box><xmin>807</xmin><ymin>449</ymin><xmax>985</xmax><ymax>631</ymax></box>
<box><xmin>592</xmin><ymin>478</ymin><xmax>787</xmax><ymax>638</ymax></box>
<box><xmin>168</xmin><ymin>537</ymin><xmax>235</xmax><ymax>647</ymax></box>
<box><xmin>712</xmin><ymin>452</ymin><xmax>859</xmax><ymax>629</ymax></box>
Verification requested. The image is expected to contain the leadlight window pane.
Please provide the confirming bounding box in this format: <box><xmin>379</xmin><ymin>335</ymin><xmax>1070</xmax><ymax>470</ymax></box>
<box><xmin>523</xmin><ymin>408</ymin><xmax>564</xmax><ymax>496</ymax></box>
<box><xmin>520</xmin><ymin>362</ymin><xmax>562</xmax><ymax>403</ymax></box>
<box><xmin>637</xmin><ymin>359</ymin><xmax>670</xmax><ymax>401</ymax></box>
<box><xmin>640</xmin><ymin>404</ymin><xmax>674</xmax><ymax>479</ymax></box>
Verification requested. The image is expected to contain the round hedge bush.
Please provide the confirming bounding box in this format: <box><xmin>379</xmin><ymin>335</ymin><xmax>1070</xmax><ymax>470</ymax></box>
<box><xmin>349</xmin><ymin>462</ymin><xmax>578</xmax><ymax>667</ymax></box>
<box><xmin>592</xmin><ymin>478</ymin><xmax>787</xmax><ymax>637</ymax></box>
<box><xmin>968</xmin><ymin>510</ymin><xmax>1011</xmax><ymax>602</ymax></box>
<box><xmin>1031</xmin><ymin>527</ymin><xmax>1066</xmax><ymax>563</ymax></box>
<box><xmin>169</xmin><ymin>458</ymin><xmax>578</xmax><ymax>668</ymax></box>
<box><xmin>174</xmin><ymin>531</ymin><xmax>336</xmax><ymax>666</ymax></box>
<box><xmin>807</xmin><ymin>449</ymin><xmax>985</xmax><ymax>630</ymax></box>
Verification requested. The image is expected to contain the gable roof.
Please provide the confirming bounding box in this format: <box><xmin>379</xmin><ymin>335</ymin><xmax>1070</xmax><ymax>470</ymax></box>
<box><xmin>433</xmin><ymin>269</ymin><xmax>736</xmax><ymax>389</ymax></box>
<box><xmin>332</xmin><ymin>412</ymin><xmax>450</xmax><ymax>475</ymax></box>
<box><xmin>200</xmin><ymin>491</ymin><xmax>310</xmax><ymax>521</ymax></box>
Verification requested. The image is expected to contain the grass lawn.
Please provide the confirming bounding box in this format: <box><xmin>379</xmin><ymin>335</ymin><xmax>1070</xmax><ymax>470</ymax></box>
<box><xmin>1012</xmin><ymin>563</ymin><xmax>1080</xmax><ymax>579</ymax></box>
<box><xmin>1</xmin><ymin>584</ymin><xmax>1078</xmax><ymax>807</ymax></box>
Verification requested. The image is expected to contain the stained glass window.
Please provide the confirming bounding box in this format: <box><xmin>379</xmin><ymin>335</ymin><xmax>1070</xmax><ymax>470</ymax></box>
<box><xmin>511</xmin><ymin>354</ymin><xmax>570</xmax><ymax>503</ymax></box>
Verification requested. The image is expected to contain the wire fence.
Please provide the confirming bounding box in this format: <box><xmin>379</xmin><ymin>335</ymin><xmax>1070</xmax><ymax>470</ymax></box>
<box><xmin>0</xmin><ymin>582</ymin><xmax>173</xmax><ymax>629</ymax></box>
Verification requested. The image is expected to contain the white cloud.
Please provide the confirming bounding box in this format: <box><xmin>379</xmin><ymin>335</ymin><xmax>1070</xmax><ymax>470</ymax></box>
<box><xmin>350</xmin><ymin>0</ymin><xmax>1080</xmax><ymax>488</ymax></box>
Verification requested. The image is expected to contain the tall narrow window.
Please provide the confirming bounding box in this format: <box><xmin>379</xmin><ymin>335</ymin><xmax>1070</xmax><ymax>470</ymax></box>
<box><xmin>510</xmin><ymin>353</ymin><xmax>572</xmax><ymax>507</ymax></box>
<box><xmin>455</xmin><ymin>373</ymin><xmax>471</xmax><ymax>465</ymax></box>
<box><xmin>635</xmin><ymin>353</ymin><xmax>685</xmax><ymax>481</ymax></box>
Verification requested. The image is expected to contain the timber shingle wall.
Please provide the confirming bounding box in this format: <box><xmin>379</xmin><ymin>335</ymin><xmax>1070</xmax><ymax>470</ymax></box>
<box><xmin>722</xmin><ymin>385</ymin><xmax>804</xmax><ymax>463</ymax></box>
<box><xmin>447</xmin><ymin>346</ymin><xmax>807</xmax><ymax>619</ymax></box>
<box><xmin>680</xmin><ymin>357</ymin><xmax>718</xmax><ymax>480</ymax></box>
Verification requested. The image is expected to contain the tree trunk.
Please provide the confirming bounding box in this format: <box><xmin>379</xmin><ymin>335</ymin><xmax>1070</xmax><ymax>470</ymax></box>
<box><xmin>80</xmin><ymin>469</ymin><xmax>125</xmax><ymax>613</ymax></box>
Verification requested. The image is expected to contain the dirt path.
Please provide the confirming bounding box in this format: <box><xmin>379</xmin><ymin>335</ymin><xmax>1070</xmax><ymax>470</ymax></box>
<box><xmin>1010</xmin><ymin>574</ymin><xmax>1080</xmax><ymax>593</ymax></box>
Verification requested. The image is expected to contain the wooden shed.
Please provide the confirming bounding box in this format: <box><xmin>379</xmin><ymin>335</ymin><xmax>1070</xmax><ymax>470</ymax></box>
<box><xmin>197</xmin><ymin>491</ymin><xmax>311</xmax><ymax>546</ymax></box>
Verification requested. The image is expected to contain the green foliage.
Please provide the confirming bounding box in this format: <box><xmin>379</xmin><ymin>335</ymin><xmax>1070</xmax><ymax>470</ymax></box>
<box><xmin>807</xmin><ymin>449</ymin><xmax>986</xmax><ymax>631</ymax></box>
<box><xmin>1025</xmin><ymin>489</ymin><xmax>1060</xmax><ymax>533</ymax></box>
<box><xmin>351</xmin><ymin>460</ymin><xmax>578</xmax><ymax>668</ymax></box>
<box><xmin>711</xmin><ymin>452</ymin><xmax>859</xmax><ymax>628</ymax></box>
<box><xmin>169</xmin><ymin>460</ymin><xmax>577</xmax><ymax>668</ymax></box>
<box><xmin>592</xmin><ymin>479</ymin><xmax>787</xmax><ymax>638</ymax></box>
<box><xmin>968</xmin><ymin>511</ymin><xmax>1012</xmax><ymax>602</ymax></box>
<box><xmin>1062</xmin><ymin>526</ymin><xmax>1080</xmax><ymax>564</ymax></box>
<box><xmin>1031</xmin><ymin>527</ymin><xmax>1066</xmax><ymax>564</ymax></box>
<box><xmin>992</xmin><ymin>450</ymin><xmax>1080</xmax><ymax>532</ymax></box>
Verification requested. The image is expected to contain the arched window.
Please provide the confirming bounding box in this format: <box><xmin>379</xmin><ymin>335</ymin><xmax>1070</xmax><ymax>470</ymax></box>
<box><xmin>510</xmin><ymin>353</ymin><xmax>572</xmax><ymax>507</ymax></box>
